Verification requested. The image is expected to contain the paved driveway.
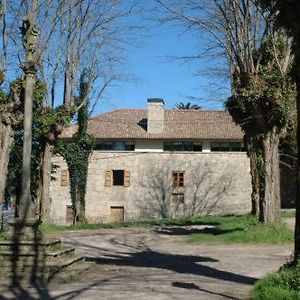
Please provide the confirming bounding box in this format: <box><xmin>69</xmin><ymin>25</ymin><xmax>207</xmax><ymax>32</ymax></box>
<box><xmin>0</xmin><ymin>225</ymin><xmax>293</xmax><ymax>299</ymax></box>
<box><xmin>48</xmin><ymin>225</ymin><xmax>292</xmax><ymax>300</ymax></box>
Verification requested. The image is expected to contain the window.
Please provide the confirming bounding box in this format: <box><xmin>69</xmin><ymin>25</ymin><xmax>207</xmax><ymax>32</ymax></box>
<box><xmin>173</xmin><ymin>171</ymin><xmax>184</xmax><ymax>188</ymax></box>
<box><xmin>211</xmin><ymin>142</ymin><xmax>243</xmax><ymax>152</ymax></box>
<box><xmin>193</xmin><ymin>144</ymin><xmax>202</xmax><ymax>152</ymax></box>
<box><xmin>113</xmin><ymin>170</ymin><xmax>124</xmax><ymax>186</ymax></box>
<box><xmin>94</xmin><ymin>141</ymin><xmax>135</xmax><ymax>151</ymax></box>
<box><xmin>163</xmin><ymin>141</ymin><xmax>202</xmax><ymax>152</ymax></box>
<box><xmin>105</xmin><ymin>170</ymin><xmax>130</xmax><ymax>187</ymax></box>
<box><xmin>172</xmin><ymin>193</ymin><xmax>184</xmax><ymax>204</ymax></box>
<box><xmin>164</xmin><ymin>141</ymin><xmax>193</xmax><ymax>151</ymax></box>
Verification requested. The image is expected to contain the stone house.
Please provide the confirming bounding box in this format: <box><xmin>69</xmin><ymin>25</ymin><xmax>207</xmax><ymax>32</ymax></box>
<box><xmin>49</xmin><ymin>99</ymin><xmax>251</xmax><ymax>224</ymax></box>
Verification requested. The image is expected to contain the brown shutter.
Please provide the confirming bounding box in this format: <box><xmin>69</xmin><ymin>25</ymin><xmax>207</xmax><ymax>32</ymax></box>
<box><xmin>124</xmin><ymin>170</ymin><xmax>130</xmax><ymax>187</ymax></box>
<box><xmin>105</xmin><ymin>170</ymin><xmax>112</xmax><ymax>187</ymax></box>
<box><xmin>61</xmin><ymin>169</ymin><xmax>69</xmax><ymax>186</ymax></box>
<box><xmin>179</xmin><ymin>172</ymin><xmax>184</xmax><ymax>187</ymax></box>
<box><xmin>172</xmin><ymin>171</ymin><xmax>178</xmax><ymax>188</ymax></box>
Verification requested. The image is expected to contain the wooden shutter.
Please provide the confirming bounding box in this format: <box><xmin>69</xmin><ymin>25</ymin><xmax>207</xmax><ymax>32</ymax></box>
<box><xmin>172</xmin><ymin>172</ymin><xmax>178</xmax><ymax>188</ymax></box>
<box><xmin>105</xmin><ymin>170</ymin><xmax>112</xmax><ymax>187</ymax></box>
<box><xmin>124</xmin><ymin>170</ymin><xmax>130</xmax><ymax>187</ymax></box>
<box><xmin>61</xmin><ymin>169</ymin><xmax>69</xmax><ymax>186</ymax></box>
<box><xmin>179</xmin><ymin>172</ymin><xmax>184</xmax><ymax>187</ymax></box>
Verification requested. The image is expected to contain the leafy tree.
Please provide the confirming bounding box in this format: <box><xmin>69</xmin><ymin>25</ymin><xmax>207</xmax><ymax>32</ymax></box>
<box><xmin>156</xmin><ymin>0</ymin><xmax>295</xmax><ymax>223</ymax></box>
<box><xmin>258</xmin><ymin>0</ymin><xmax>300</xmax><ymax>259</ymax></box>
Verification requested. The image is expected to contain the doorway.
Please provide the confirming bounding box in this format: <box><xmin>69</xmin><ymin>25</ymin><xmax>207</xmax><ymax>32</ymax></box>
<box><xmin>110</xmin><ymin>206</ymin><xmax>124</xmax><ymax>223</ymax></box>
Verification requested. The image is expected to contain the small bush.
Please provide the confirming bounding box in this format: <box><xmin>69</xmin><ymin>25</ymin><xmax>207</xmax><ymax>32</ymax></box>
<box><xmin>252</xmin><ymin>261</ymin><xmax>300</xmax><ymax>300</ymax></box>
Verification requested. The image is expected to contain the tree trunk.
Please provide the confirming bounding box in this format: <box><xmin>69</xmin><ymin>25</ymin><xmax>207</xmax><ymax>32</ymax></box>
<box><xmin>36</xmin><ymin>141</ymin><xmax>53</xmax><ymax>222</ymax></box>
<box><xmin>75</xmin><ymin>183</ymin><xmax>86</xmax><ymax>223</ymax></box>
<box><xmin>294</xmin><ymin>44</ymin><xmax>300</xmax><ymax>260</ymax></box>
<box><xmin>260</xmin><ymin>128</ymin><xmax>281</xmax><ymax>223</ymax></box>
<box><xmin>0</xmin><ymin>121</ymin><xmax>14</xmax><ymax>228</ymax></box>
<box><xmin>247</xmin><ymin>137</ymin><xmax>260</xmax><ymax>218</ymax></box>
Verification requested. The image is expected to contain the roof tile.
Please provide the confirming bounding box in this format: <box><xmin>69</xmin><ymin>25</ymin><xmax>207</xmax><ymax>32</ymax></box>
<box><xmin>60</xmin><ymin>109</ymin><xmax>243</xmax><ymax>140</ymax></box>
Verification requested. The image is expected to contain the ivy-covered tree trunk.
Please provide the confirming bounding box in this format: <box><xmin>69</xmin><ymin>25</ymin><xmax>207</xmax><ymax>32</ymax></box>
<box><xmin>260</xmin><ymin>128</ymin><xmax>281</xmax><ymax>223</ymax></box>
<box><xmin>247</xmin><ymin>137</ymin><xmax>260</xmax><ymax>218</ymax></box>
<box><xmin>294</xmin><ymin>45</ymin><xmax>300</xmax><ymax>259</ymax></box>
<box><xmin>75</xmin><ymin>179</ymin><xmax>87</xmax><ymax>224</ymax></box>
<box><xmin>0</xmin><ymin>121</ymin><xmax>14</xmax><ymax>227</ymax></box>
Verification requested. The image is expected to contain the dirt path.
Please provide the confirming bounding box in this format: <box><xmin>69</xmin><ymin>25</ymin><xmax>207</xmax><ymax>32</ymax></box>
<box><xmin>42</xmin><ymin>225</ymin><xmax>293</xmax><ymax>300</ymax></box>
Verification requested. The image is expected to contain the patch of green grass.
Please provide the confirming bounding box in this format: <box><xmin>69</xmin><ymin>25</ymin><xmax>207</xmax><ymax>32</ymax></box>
<box><xmin>252</xmin><ymin>261</ymin><xmax>300</xmax><ymax>300</ymax></box>
<box><xmin>188</xmin><ymin>215</ymin><xmax>293</xmax><ymax>244</ymax></box>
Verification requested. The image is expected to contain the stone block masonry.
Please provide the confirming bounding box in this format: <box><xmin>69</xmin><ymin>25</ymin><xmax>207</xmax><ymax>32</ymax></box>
<box><xmin>49</xmin><ymin>151</ymin><xmax>251</xmax><ymax>225</ymax></box>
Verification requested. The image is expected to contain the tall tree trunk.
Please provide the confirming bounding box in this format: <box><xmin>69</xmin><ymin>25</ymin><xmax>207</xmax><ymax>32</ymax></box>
<box><xmin>36</xmin><ymin>141</ymin><xmax>53</xmax><ymax>222</ymax></box>
<box><xmin>294</xmin><ymin>43</ymin><xmax>300</xmax><ymax>260</ymax></box>
<box><xmin>247</xmin><ymin>137</ymin><xmax>260</xmax><ymax>218</ymax></box>
<box><xmin>0</xmin><ymin>121</ymin><xmax>14</xmax><ymax>228</ymax></box>
<box><xmin>260</xmin><ymin>128</ymin><xmax>281</xmax><ymax>223</ymax></box>
<box><xmin>41</xmin><ymin>142</ymin><xmax>53</xmax><ymax>222</ymax></box>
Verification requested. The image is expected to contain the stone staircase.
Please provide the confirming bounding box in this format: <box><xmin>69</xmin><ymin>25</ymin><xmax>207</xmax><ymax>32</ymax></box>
<box><xmin>0</xmin><ymin>238</ymin><xmax>86</xmax><ymax>285</ymax></box>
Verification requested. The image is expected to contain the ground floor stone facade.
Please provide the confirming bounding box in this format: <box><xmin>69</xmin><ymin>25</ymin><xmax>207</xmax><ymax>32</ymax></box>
<box><xmin>49</xmin><ymin>152</ymin><xmax>251</xmax><ymax>224</ymax></box>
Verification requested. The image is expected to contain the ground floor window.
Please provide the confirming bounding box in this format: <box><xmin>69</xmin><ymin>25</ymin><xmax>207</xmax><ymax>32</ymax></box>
<box><xmin>172</xmin><ymin>193</ymin><xmax>184</xmax><ymax>204</ymax></box>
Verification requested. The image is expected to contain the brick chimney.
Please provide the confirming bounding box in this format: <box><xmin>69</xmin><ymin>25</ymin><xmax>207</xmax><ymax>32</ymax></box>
<box><xmin>147</xmin><ymin>98</ymin><xmax>165</xmax><ymax>133</ymax></box>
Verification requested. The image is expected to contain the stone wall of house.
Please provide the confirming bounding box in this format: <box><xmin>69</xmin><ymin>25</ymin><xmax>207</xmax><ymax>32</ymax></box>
<box><xmin>49</xmin><ymin>151</ymin><xmax>251</xmax><ymax>224</ymax></box>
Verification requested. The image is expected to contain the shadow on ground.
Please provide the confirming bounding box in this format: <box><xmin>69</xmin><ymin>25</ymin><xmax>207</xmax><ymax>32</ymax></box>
<box><xmin>154</xmin><ymin>225</ymin><xmax>243</xmax><ymax>236</ymax></box>
<box><xmin>85</xmin><ymin>246</ymin><xmax>257</xmax><ymax>285</ymax></box>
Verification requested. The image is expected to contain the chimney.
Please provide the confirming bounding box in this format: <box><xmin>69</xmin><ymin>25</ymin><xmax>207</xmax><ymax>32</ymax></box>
<box><xmin>147</xmin><ymin>98</ymin><xmax>165</xmax><ymax>133</ymax></box>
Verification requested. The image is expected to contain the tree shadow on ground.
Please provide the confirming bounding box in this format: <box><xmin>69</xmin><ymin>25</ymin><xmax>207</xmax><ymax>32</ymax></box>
<box><xmin>85</xmin><ymin>246</ymin><xmax>257</xmax><ymax>285</ymax></box>
<box><xmin>154</xmin><ymin>225</ymin><xmax>243</xmax><ymax>236</ymax></box>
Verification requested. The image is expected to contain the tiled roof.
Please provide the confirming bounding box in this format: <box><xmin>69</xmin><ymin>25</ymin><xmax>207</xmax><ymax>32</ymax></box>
<box><xmin>60</xmin><ymin>109</ymin><xmax>244</xmax><ymax>140</ymax></box>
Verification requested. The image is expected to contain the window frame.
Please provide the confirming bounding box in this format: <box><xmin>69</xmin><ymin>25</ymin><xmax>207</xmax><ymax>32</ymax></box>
<box><xmin>172</xmin><ymin>171</ymin><xmax>185</xmax><ymax>188</ymax></box>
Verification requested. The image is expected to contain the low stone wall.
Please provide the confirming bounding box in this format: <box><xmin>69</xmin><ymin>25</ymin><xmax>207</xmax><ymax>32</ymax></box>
<box><xmin>49</xmin><ymin>151</ymin><xmax>252</xmax><ymax>224</ymax></box>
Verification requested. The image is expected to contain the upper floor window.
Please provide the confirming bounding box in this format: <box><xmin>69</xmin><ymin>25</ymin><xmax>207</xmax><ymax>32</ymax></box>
<box><xmin>211</xmin><ymin>142</ymin><xmax>243</xmax><ymax>152</ymax></box>
<box><xmin>95</xmin><ymin>141</ymin><xmax>135</xmax><ymax>151</ymax></box>
<box><xmin>105</xmin><ymin>170</ymin><xmax>130</xmax><ymax>187</ymax></box>
<box><xmin>173</xmin><ymin>171</ymin><xmax>184</xmax><ymax>188</ymax></box>
<box><xmin>164</xmin><ymin>141</ymin><xmax>199</xmax><ymax>151</ymax></box>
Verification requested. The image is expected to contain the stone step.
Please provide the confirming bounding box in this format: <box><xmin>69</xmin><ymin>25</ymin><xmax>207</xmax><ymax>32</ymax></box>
<box><xmin>47</xmin><ymin>255</ymin><xmax>85</xmax><ymax>281</ymax></box>
<box><xmin>46</xmin><ymin>247</ymin><xmax>75</xmax><ymax>258</ymax></box>
<box><xmin>0</xmin><ymin>246</ymin><xmax>74</xmax><ymax>259</ymax></box>
<box><xmin>0</xmin><ymin>239</ymin><xmax>61</xmax><ymax>248</ymax></box>
<box><xmin>47</xmin><ymin>255</ymin><xmax>85</xmax><ymax>269</ymax></box>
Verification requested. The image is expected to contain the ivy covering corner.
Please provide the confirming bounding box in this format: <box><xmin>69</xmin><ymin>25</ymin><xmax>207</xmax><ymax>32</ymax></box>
<box><xmin>56</xmin><ymin>72</ymin><xmax>94</xmax><ymax>224</ymax></box>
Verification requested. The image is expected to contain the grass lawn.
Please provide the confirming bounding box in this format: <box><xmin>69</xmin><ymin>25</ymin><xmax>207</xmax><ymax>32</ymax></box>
<box><xmin>39</xmin><ymin>214</ymin><xmax>293</xmax><ymax>244</ymax></box>
<box><xmin>252</xmin><ymin>261</ymin><xmax>300</xmax><ymax>300</ymax></box>
<box><xmin>187</xmin><ymin>214</ymin><xmax>293</xmax><ymax>244</ymax></box>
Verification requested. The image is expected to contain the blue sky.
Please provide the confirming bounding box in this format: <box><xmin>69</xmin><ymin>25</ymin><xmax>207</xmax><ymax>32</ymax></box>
<box><xmin>98</xmin><ymin>22</ymin><xmax>231</xmax><ymax>114</ymax></box>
